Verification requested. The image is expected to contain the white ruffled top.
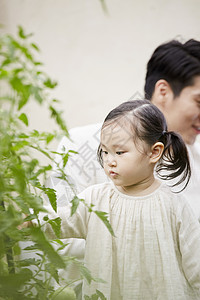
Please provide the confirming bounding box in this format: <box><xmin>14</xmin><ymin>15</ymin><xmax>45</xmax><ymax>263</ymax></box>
<box><xmin>44</xmin><ymin>181</ymin><xmax>200</xmax><ymax>300</ymax></box>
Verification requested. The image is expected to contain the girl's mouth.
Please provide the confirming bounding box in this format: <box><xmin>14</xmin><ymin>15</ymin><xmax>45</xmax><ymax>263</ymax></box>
<box><xmin>109</xmin><ymin>170</ymin><xmax>118</xmax><ymax>177</ymax></box>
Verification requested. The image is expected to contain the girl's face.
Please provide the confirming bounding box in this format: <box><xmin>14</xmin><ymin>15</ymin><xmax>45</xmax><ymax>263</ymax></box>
<box><xmin>100</xmin><ymin>122</ymin><xmax>155</xmax><ymax>195</ymax></box>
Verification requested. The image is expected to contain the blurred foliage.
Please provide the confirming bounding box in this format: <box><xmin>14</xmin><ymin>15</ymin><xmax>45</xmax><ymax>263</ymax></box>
<box><xmin>0</xmin><ymin>26</ymin><xmax>112</xmax><ymax>299</ymax></box>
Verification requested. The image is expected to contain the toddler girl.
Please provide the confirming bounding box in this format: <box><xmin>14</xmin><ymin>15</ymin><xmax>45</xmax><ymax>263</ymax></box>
<box><xmin>44</xmin><ymin>100</ymin><xmax>200</xmax><ymax>299</ymax></box>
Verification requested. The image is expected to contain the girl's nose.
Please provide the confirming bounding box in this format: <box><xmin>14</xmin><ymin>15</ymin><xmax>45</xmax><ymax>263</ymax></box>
<box><xmin>107</xmin><ymin>155</ymin><xmax>117</xmax><ymax>167</ymax></box>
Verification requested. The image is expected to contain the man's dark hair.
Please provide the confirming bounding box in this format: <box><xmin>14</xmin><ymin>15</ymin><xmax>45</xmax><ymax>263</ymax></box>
<box><xmin>144</xmin><ymin>39</ymin><xmax>200</xmax><ymax>99</ymax></box>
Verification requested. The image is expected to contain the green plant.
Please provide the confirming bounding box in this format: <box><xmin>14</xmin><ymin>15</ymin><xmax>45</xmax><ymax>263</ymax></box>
<box><xmin>0</xmin><ymin>26</ymin><xmax>112</xmax><ymax>299</ymax></box>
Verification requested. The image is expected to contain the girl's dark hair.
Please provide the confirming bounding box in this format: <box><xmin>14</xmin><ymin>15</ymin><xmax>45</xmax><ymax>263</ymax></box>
<box><xmin>97</xmin><ymin>100</ymin><xmax>191</xmax><ymax>192</ymax></box>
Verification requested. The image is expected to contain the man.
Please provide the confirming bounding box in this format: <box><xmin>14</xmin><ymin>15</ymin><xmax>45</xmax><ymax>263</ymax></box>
<box><xmin>145</xmin><ymin>39</ymin><xmax>200</xmax><ymax>217</ymax></box>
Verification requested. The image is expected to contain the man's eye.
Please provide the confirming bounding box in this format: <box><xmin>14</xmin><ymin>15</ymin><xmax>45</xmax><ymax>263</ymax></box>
<box><xmin>116</xmin><ymin>151</ymin><xmax>124</xmax><ymax>155</ymax></box>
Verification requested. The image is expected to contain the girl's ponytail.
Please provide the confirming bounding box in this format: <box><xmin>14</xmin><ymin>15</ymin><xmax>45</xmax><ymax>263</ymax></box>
<box><xmin>156</xmin><ymin>131</ymin><xmax>191</xmax><ymax>192</ymax></box>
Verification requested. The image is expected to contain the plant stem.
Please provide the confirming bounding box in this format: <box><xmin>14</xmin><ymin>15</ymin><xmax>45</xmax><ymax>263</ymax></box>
<box><xmin>5</xmin><ymin>235</ymin><xmax>15</xmax><ymax>273</ymax></box>
<box><xmin>1</xmin><ymin>201</ymin><xmax>15</xmax><ymax>274</ymax></box>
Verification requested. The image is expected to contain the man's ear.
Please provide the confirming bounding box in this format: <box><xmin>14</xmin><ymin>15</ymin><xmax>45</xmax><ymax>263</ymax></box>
<box><xmin>149</xmin><ymin>142</ymin><xmax>164</xmax><ymax>163</ymax></box>
<box><xmin>151</xmin><ymin>79</ymin><xmax>174</xmax><ymax>109</ymax></box>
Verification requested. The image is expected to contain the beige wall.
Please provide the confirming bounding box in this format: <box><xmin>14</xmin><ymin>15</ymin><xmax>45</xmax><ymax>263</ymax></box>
<box><xmin>1</xmin><ymin>0</ymin><xmax>200</xmax><ymax>134</ymax></box>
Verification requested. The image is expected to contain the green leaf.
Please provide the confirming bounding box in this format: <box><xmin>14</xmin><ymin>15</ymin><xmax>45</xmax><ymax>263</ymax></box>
<box><xmin>96</xmin><ymin>289</ymin><xmax>107</xmax><ymax>300</ymax></box>
<box><xmin>18</xmin><ymin>112</ymin><xmax>29</xmax><ymax>126</ymax></box>
<box><xmin>23</xmin><ymin>243</ymin><xmax>39</xmax><ymax>251</ymax></box>
<box><xmin>34</xmin><ymin>61</ymin><xmax>43</xmax><ymax>66</ymax></box>
<box><xmin>57</xmin><ymin>242</ymin><xmax>70</xmax><ymax>252</ymax></box>
<box><xmin>32</xmin><ymin>165</ymin><xmax>52</xmax><ymax>179</ymax></box>
<box><xmin>46</xmin><ymin>262</ymin><xmax>59</xmax><ymax>283</ymax></box>
<box><xmin>30</xmin><ymin>227</ymin><xmax>65</xmax><ymax>269</ymax></box>
<box><xmin>79</xmin><ymin>264</ymin><xmax>92</xmax><ymax>284</ymax></box>
<box><xmin>6</xmin><ymin>225</ymin><xmax>23</xmax><ymax>241</ymax></box>
<box><xmin>84</xmin><ymin>290</ymin><xmax>107</xmax><ymax>300</ymax></box>
<box><xmin>30</xmin><ymin>86</ymin><xmax>43</xmax><ymax>104</ymax></box>
<box><xmin>11</xmin><ymin>140</ymin><xmax>30</xmax><ymax>151</ymax></box>
<box><xmin>61</xmin><ymin>149</ymin><xmax>78</xmax><ymax>167</ymax></box>
<box><xmin>62</xmin><ymin>153</ymin><xmax>69</xmax><ymax>167</ymax></box>
<box><xmin>44</xmin><ymin>187</ymin><xmax>57</xmax><ymax>212</ymax></box>
<box><xmin>16</xmin><ymin>258</ymin><xmax>40</xmax><ymax>267</ymax></box>
<box><xmin>0</xmin><ymin>69</ymin><xmax>8</xmax><ymax>78</ymax></box>
<box><xmin>11</xmin><ymin>39</ymin><xmax>33</xmax><ymax>61</ymax></box>
<box><xmin>9</xmin><ymin>76</ymin><xmax>24</xmax><ymax>92</ymax></box>
<box><xmin>23</xmin><ymin>214</ymin><xmax>38</xmax><ymax>222</ymax></box>
<box><xmin>52</xmin><ymin>98</ymin><xmax>60</xmax><ymax>103</ymax></box>
<box><xmin>18</xmin><ymin>25</ymin><xmax>33</xmax><ymax>39</ymax></box>
<box><xmin>1</xmin><ymin>58</ymin><xmax>11</xmax><ymax>68</ymax></box>
<box><xmin>48</xmin><ymin>217</ymin><xmax>61</xmax><ymax>238</ymax></box>
<box><xmin>46</xmin><ymin>133</ymin><xmax>55</xmax><ymax>144</ymax></box>
<box><xmin>9</xmin><ymin>78</ymin><xmax>31</xmax><ymax>109</ymax></box>
<box><xmin>53</xmin><ymin>239</ymin><xmax>64</xmax><ymax>246</ymax></box>
<box><xmin>10</xmin><ymin>164</ymin><xmax>26</xmax><ymax>193</ymax></box>
<box><xmin>31</xmin><ymin>42</ymin><xmax>40</xmax><ymax>52</ymax></box>
<box><xmin>94</xmin><ymin>211</ymin><xmax>115</xmax><ymax>236</ymax></box>
<box><xmin>44</xmin><ymin>78</ymin><xmax>57</xmax><ymax>89</ymax></box>
<box><xmin>25</xmin><ymin>194</ymin><xmax>46</xmax><ymax>212</ymax></box>
<box><xmin>18</xmin><ymin>25</ymin><xmax>26</xmax><ymax>39</ymax></box>
<box><xmin>13</xmin><ymin>68</ymin><xmax>23</xmax><ymax>75</ymax></box>
<box><xmin>18</xmin><ymin>133</ymin><xmax>29</xmax><ymax>138</ymax></box>
<box><xmin>43</xmin><ymin>215</ymin><xmax>49</xmax><ymax>222</ymax></box>
<box><xmin>0</xmin><ymin>269</ymin><xmax>33</xmax><ymax>296</ymax></box>
<box><xmin>30</xmin><ymin>129</ymin><xmax>39</xmax><ymax>137</ymax></box>
<box><xmin>49</xmin><ymin>105</ymin><xmax>69</xmax><ymax>136</ymax></box>
<box><xmin>68</xmin><ymin>150</ymin><xmax>78</xmax><ymax>155</ymax></box>
<box><xmin>0</xmin><ymin>211</ymin><xmax>16</xmax><ymax>234</ymax></box>
<box><xmin>70</xmin><ymin>196</ymin><xmax>80</xmax><ymax>216</ymax></box>
<box><xmin>13</xmin><ymin>243</ymin><xmax>21</xmax><ymax>256</ymax></box>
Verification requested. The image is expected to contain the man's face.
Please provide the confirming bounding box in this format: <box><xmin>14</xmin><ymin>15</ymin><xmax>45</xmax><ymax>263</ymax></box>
<box><xmin>154</xmin><ymin>76</ymin><xmax>200</xmax><ymax>145</ymax></box>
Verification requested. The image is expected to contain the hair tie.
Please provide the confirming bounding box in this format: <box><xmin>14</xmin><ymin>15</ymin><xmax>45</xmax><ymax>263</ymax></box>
<box><xmin>159</xmin><ymin>130</ymin><xmax>167</xmax><ymax>140</ymax></box>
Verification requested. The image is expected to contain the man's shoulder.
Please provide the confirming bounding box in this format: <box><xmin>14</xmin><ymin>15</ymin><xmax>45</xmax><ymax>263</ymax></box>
<box><xmin>69</xmin><ymin>122</ymin><xmax>102</xmax><ymax>136</ymax></box>
<box><xmin>185</xmin><ymin>138</ymin><xmax>200</xmax><ymax>220</ymax></box>
<box><xmin>69</xmin><ymin>122</ymin><xmax>102</xmax><ymax>143</ymax></box>
<box><xmin>58</xmin><ymin>122</ymin><xmax>102</xmax><ymax>151</ymax></box>
<box><xmin>187</xmin><ymin>138</ymin><xmax>200</xmax><ymax>158</ymax></box>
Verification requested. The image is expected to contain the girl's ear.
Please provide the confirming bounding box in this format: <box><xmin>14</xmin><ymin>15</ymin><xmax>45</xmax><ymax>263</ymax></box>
<box><xmin>149</xmin><ymin>142</ymin><xmax>164</xmax><ymax>163</ymax></box>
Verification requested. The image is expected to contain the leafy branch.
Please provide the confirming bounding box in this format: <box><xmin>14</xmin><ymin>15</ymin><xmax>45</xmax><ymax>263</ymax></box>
<box><xmin>0</xmin><ymin>25</ymin><xmax>110</xmax><ymax>299</ymax></box>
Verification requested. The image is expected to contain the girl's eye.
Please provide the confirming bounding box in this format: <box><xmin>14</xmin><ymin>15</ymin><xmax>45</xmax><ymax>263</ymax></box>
<box><xmin>116</xmin><ymin>151</ymin><xmax>124</xmax><ymax>155</ymax></box>
<box><xmin>102</xmin><ymin>150</ymin><xmax>108</xmax><ymax>155</ymax></box>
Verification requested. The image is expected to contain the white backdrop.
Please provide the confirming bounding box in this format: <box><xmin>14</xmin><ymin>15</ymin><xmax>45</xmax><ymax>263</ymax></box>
<box><xmin>1</xmin><ymin>0</ymin><xmax>200</xmax><ymax>137</ymax></box>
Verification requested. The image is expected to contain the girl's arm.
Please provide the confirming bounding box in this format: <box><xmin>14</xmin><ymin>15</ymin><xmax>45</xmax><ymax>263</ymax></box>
<box><xmin>178</xmin><ymin>201</ymin><xmax>200</xmax><ymax>292</ymax></box>
<box><xmin>41</xmin><ymin>193</ymin><xmax>89</xmax><ymax>240</ymax></box>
